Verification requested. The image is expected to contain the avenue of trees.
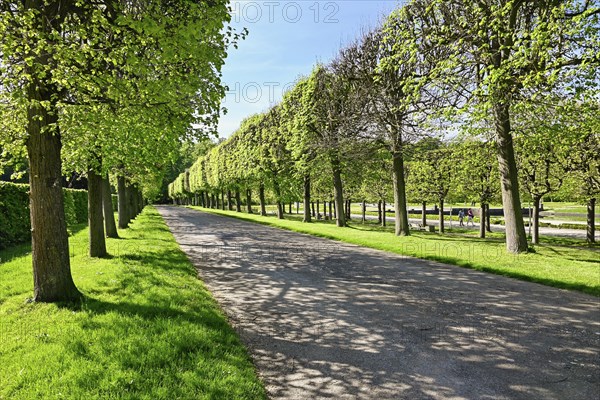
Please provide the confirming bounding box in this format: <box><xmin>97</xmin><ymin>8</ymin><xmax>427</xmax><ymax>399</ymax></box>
<box><xmin>169</xmin><ymin>0</ymin><xmax>599</xmax><ymax>249</ymax></box>
<box><xmin>0</xmin><ymin>1</ymin><xmax>241</xmax><ymax>302</ymax></box>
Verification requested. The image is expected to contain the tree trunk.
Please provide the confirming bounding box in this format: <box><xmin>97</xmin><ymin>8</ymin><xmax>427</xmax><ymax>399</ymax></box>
<box><xmin>346</xmin><ymin>199</ymin><xmax>351</xmax><ymax>220</ymax></box>
<box><xmin>235</xmin><ymin>190</ymin><xmax>242</xmax><ymax>212</ymax></box>
<box><xmin>227</xmin><ymin>190</ymin><xmax>233</xmax><ymax>210</ymax></box>
<box><xmin>587</xmin><ymin>198</ymin><xmax>596</xmax><ymax>244</ymax></box>
<box><xmin>102</xmin><ymin>175</ymin><xmax>119</xmax><ymax>239</ymax></box>
<box><xmin>274</xmin><ymin>181</ymin><xmax>284</xmax><ymax>219</ymax></box>
<box><xmin>377</xmin><ymin>200</ymin><xmax>382</xmax><ymax>224</ymax></box>
<box><xmin>328</xmin><ymin>201</ymin><xmax>333</xmax><ymax>220</ymax></box>
<box><xmin>382</xmin><ymin>200</ymin><xmax>386</xmax><ymax>227</ymax></box>
<box><xmin>88</xmin><ymin>169</ymin><xmax>107</xmax><ymax>258</ymax></box>
<box><xmin>303</xmin><ymin>175</ymin><xmax>311</xmax><ymax>222</ymax></box>
<box><xmin>479</xmin><ymin>203</ymin><xmax>486</xmax><ymax>239</ymax></box>
<box><xmin>259</xmin><ymin>183</ymin><xmax>267</xmax><ymax>216</ymax></box>
<box><xmin>117</xmin><ymin>175</ymin><xmax>129</xmax><ymax>229</ymax></box>
<box><xmin>532</xmin><ymin>195</ymin><xmax>541</xmax><ymax>244</ymax></box>
<box><xmin>486</xmin><ymin>204</ymin><xmax>492</xmax><ymax>232</ymax></box>
<box><xmin>362</xmin><ymin>200</ymin><xmax>366</xmax><ymax>223</ymax></box>
<box><xmin>27</xmin><ymin>95</ymin><xmax>81</xmax><ymax>302</ymax></box>
<box><xmin>439</xmin><ymin>198</ymin><xmax>445</xmax><ymax>233</ymax></box>
<box><xmin>332</xmin><ymin>164</ymin><xmax>345</xmax><ymax>227</ymax></box>
<box><xmin>392</xmin><ymin>151</ymin><xmax>410</xmax><ymax>236</ymax></box>
<box><xmin>246</xmin><ymin>189</ymin><xmax>253</xmax><ymax>213</ymax></box>
<box><xmin>221</xmin><ymin>190</ymin><xmax>226</xmax><ymax>210</ymax></box>
<box><xmin>494</xmin><ymin>103</ymin><xmax>528</xmax><ymax>253</ymax></box>
<box><xmin>289</xmin><ymin>202</ymin><xmax>292</xmax><ymax>214</ymax></box>
<box><xmin>127</xmin><ymin>185</ymin><xmax>136</xmax><ymax>221</ymax></box>
<box><xmin>316</xmin><ymin>200</ymin><xmax>320</xmax><ymax>219</ymax></box>
<box><xmin>323</xmin><ymin>200</ymin><xmax>327</xmax><ymax>220</ymax></box>
<box><xmin>421</xmin><ymin>201</ymin><xmax>427</xmax><ymax>227</ymax></box>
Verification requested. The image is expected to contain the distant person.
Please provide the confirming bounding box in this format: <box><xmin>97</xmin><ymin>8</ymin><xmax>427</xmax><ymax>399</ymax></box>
<box><xmin>458</xmin><ymin>209</ymin><xmax>465</xmax><ymax>226</ymax></box>
<box><xmin>467</xmin><ymin>208</ymin><xmax>474</xmax><ymax>227</ymax></box>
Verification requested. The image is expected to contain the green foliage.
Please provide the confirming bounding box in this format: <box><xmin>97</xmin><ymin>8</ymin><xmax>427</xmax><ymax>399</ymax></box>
<box><xmin>0</xmin><ymin>182</ymin><xmax>30</xmax><ymax>250</ymax></box>
<box><xmin>68</xmin><ymin>189</ymin><xmax>89</xmax><ymax>224</ymax></box>
<box><xmin>63</xmin><ymin>190</ymin><xmax>78</xmax><ymax>228</ymax></box>
<box><xmin>0</xmin><ymin>183</ymin><xmax>89</xmax><ymax>249</ymax></box>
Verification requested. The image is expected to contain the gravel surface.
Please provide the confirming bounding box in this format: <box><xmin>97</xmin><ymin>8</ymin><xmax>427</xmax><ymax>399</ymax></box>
<box><xmin>157</xmin><ymin>206</ymin><xmax>600</xmax><ymax>400</ymax></box>
<box><xmin>354</xmin><ymin>214</ymin><xmax>599</xmax><ymax>241</ymax></box>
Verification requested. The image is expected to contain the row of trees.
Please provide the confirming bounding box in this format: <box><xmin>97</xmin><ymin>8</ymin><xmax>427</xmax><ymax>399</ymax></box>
<box><xmin>170</xmin><ymin>0</ymin><xmax>599</xmax><ymax>247</ymax></box>
<box><xmin>0</xmin><ymin>1</ymin><xmax>240</xmax><ymax>302</ymax></box>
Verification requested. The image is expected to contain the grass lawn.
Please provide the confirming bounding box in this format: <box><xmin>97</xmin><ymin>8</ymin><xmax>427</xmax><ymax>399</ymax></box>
<box><xmin>190</xmin><ymin>206</ymin><xmax>600</xmax><ymax>297</ymax></box>
<box><xmin>0</xmin><ymin>207</ymin><xmax>266</xmax><ymax>400</ymax></box>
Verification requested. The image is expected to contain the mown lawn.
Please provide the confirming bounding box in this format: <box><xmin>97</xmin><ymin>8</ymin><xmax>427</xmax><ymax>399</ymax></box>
<box><xmin>191</xmin><ymin>206</ymin><xmax>600</xmax><ymax>297</ymax></box>
<box><xmin>0</xmin><ymin>207</ymin><xmax>266</xmax><ymax>400</ymax></box>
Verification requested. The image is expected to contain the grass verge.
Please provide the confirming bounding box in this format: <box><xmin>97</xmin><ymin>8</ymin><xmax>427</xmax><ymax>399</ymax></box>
<box><xmin>0</xmin><ymin>207</ymin><xmax>266</xmax><ymax>400</ymax></box>
<box><xmin>190</xmin><ymin>206</ymin><xmax>600</xmax><ymax>297</ymax></box>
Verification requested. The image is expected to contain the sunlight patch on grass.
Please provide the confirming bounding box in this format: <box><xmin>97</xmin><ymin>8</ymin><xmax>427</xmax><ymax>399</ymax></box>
<box><xmin>0</xmin><ymin>207</ymin><xmax>266</xmax><ymax>400</ymax></box>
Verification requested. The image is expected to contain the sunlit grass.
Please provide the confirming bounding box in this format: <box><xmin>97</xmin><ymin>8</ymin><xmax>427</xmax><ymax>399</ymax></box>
<box><xmin>0</xmin><ymin>207</ymin><xmax>266</xmax><ymax>400</ymax></box>
<box><xmin>191</xmin><ymin>206</ymin><xmax>600</xmax><ymax>297</ymax></box>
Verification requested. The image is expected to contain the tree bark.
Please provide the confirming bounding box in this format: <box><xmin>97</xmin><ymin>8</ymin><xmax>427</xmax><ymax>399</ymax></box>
<box><xmin>382</xmin><ymin>200</ymin><xmax>386</xmax><ymax>227</ymax></box>
<box><xmin>587</xmin><ymin>198</ymin><xmax>596</xmax><ymax>244</ymax></box>
<box><xmin>392</xmin><ymin>151</ymin><xmax>410</xmax><ymax>236</ymax></box>
<box><xmin>274</xmin><ymin>181</ymin><xmax>284</xmax><ymax>219</ymax></box>
<box><xmin>494</xmin><ymin>103</ymin><xmax>528</xmax><ymax>253</ymax></box>
<box><xmin>328</xmin><ymin>201</ymin><xmax>333</xmax><ymax>220</ymax></box>
<box><xmin>127</xmin><ymin>185</ymin><xmax>136</xmax><ymax>221</ymax></box>
<box><xmin>259</xmin><ymin>183</ymin><xmax>267</xmax><ymax>216</ymax></box>
<box><xmin>221</xmin><ymin>190</ymin><xmax>226</xmax><ymax>210</ymax></box>
<box><xmin>227</xmin><ymin>190</ymin><xmax>233</xmax><ymax>210</ymax></box>
<box><xmin>421</xmin><ymin>201</ymin><xmax>427</xmax><ymax>227</ymax></box>
<box><xmin>289</xmin><ymin>202</ymin><xmax>292</xmax><ymax>214</ymax></box>
<box><xmin>246</xmin><ymin>188</ymin><xmax>253</xmax><ymax>213</ymax></box>
<box><xmin>486</xmin><ymin>204</ymin><xmax>492</xmax><ymax>232</ymax></box>
<box><xmin>362</xmin><ymin>200</ymin><xmax>366</xmax><ymax>223</ymax></box>
<box><xmin>346</xmin><ymin>199</ymin><xmax>351</xmax><ymax>220</ymax></box>
<box><xmin>323</xmin><ymin>200</ymin><xmax>327</xmax><ymax>220</ymax></box>
<box><xmin>479</xmin><ymin>203</ymin><xmax>486</xmax><ymax>239</ymax></box>
<box><xmin>102</xmin><ymin>175</ymin><xmax>119</xmax><ymax>239</ymax></box>
<box><xmin>330</xmin><ymin>154</ymin><xmax>346</xmax><ymax>227</ymax></box>
<box><xmin>88</xmin><ymin>169</ymin><xmax>107</xmax><ymax>258</ymax></box>
<box><xmin>27</xmin><ymin>95</ymin><xmax>80</xmax><ymax>302</ymax></box>
<box><xmin>235</xmin><ymin>190</ymin><xmax>242</xmax><ymax>212</ymax></box>
<box><xmin>316</xmin><ymin>200</ymin><xmax>320</xmax><ymax>219</ymax></box>
<box><xmin>439</xmin><ymin>198</ymin><xmax>445</xmax><ymax>233</ymax></box>
<box><xmin>532</xmin><ymin>195</ymin><xmax>541</xmax><ymax>244</ymax></box>
<box><xmin>117</xmin><ymin>175</ymin><xmax>129</xmax><ymax>229</ymax></box>
<box><xmin>303</xmin><ymin>175</ymin><xmax>311</xmax><ymax>222</ymax></box>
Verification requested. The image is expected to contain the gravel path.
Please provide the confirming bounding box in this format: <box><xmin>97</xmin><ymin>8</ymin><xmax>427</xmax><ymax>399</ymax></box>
<box><xmin>353</xmin><ymin>214</ymin><xmax>599</xmax><ymax>241</ymax></box>
<box><xmin>157</xmin><ymin>206</ymin><xmax>600</xmax><ymax>400</ymax></box>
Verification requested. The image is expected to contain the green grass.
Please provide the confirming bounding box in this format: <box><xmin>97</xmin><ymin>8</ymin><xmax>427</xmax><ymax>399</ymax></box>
<box><xmin>190</xmin><ymin>206</ymin><xmax>600</xmax><ymax>297</ymax></box>
<box><xmin>0</xmin><ymin>207</ymin><xmax>266</xmax><ymax>400</ymax></box>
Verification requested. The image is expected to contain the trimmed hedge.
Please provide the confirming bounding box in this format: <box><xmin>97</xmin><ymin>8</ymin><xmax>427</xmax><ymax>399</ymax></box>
<box><xmin>0</xmin><ymin>182</ymin><xmax>89</xmax><ymax>250</ymax></box>
<box><xmin>0</xmin><ymin>182</ymin><xmax>30</xmax><ymax>250</ymax></box>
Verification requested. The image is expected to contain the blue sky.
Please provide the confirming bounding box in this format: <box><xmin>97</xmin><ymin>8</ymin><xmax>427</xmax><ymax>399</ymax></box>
<box><xmin>217</xmin><ymin>0</ymin><xmax>401</xmax><ymax>138</ymax></box>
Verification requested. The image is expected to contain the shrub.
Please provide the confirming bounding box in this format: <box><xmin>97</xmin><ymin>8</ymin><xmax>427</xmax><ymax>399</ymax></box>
<box><xmin>67</xmin><ymin>189</ymin><xmax>88</xmax><ymax>223</ymax></box>
<box><xmin>0</xmin><ymin>182</ymin><xmax>30</xmax><ymax>250</ymax></box>
<box><xmin>0</xmin><ymin>183</ymin><xmax>89</xmax><ymax>249</ymax></box>
<box><xmin>63</xmin><ymin>190</ymin><xmax>78</xmax><ymax>227</ymax></box>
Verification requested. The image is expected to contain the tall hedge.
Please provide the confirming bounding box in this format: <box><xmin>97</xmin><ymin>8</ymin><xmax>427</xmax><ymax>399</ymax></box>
<box><xmin>0</xmin><ymin>182</ymin><xmax>30</xmax><ymax>250</ymax></box>
<box><xmin>0</xmin><ymin>182</ymin><xmax>89</xmax><ymax>250</ymax></box>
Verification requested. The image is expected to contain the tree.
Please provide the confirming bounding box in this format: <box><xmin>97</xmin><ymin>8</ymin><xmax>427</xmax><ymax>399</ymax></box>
<box><xmin>454</xmin><ymin>137</ymin><xmax>501</xmax><ymax>238</ymax></box>
<box><xmin>407</xmin><ymin>142</ymin><xmax>456</xmax><ymax>233</ymax></box>
<box><xmin>0</xmin><ymin>0</ymin><xmax>235</xmax><ymax>301</ymax></box>
<box><xmin>419</xmin><ymin>0</ymin><xmax>599</xmax><ymax>252</ymax></box>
